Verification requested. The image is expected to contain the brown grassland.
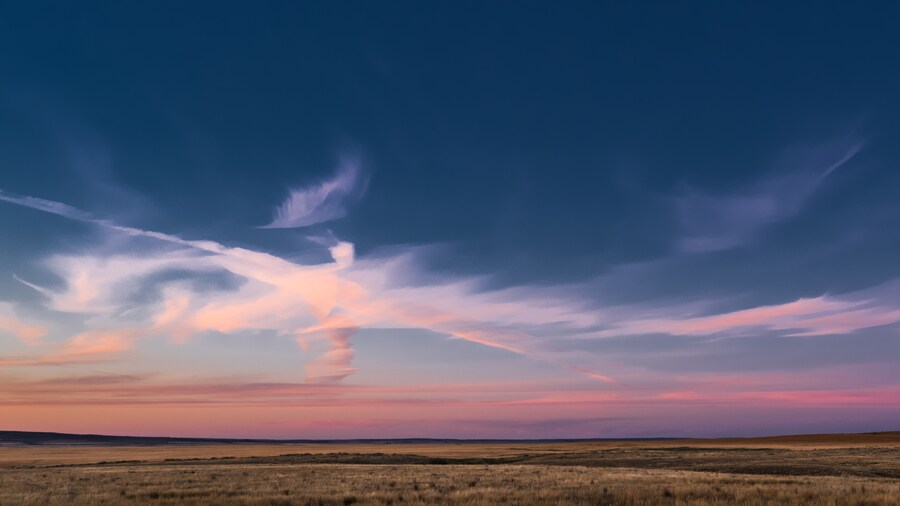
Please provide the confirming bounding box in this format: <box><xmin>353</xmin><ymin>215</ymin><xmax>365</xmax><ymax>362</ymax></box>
<box><xmin>1</xmin><ymin>432</ymin><xmax>898</xmax><ymax>505</ymax></box>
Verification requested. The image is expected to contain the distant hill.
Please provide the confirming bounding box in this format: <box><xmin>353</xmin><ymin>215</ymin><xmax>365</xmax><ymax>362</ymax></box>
<box><xmin>0</xmin><ymin>430</ymin><xmax>273</xmax><ymax>446</ymax></box>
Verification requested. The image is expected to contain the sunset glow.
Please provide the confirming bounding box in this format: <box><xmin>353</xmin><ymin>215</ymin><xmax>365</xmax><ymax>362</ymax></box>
<box><xmin>1</xmin><ymin>3</ymin><xmax>898</xmax><ymax>439</ymax></box>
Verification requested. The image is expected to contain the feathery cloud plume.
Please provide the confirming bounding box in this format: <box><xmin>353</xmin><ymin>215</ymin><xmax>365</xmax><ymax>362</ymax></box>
<box><xmin>262</xmin><ymin>157</ymin><xmax>367</xmax><ymax>229</ymax></box>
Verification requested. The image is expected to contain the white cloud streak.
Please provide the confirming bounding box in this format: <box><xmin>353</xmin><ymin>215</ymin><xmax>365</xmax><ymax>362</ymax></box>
<box><xmin>598</xmin><ymin>294</ymin><xmax>900</xmax><ymax>339</ymax></box>
<box><xmin>0</xmin><ymin>190</ymin><xmax>93</xmax><ymax>221</ymax></box>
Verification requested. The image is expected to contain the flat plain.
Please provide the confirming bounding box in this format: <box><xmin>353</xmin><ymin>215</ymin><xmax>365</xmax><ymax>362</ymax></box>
<box><xmin>1</xmin><ymin>432</ymin><xmax>898</xmax><ymax>505</ymax></box>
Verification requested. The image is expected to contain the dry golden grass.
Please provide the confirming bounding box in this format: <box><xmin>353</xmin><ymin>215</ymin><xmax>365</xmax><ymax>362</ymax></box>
<box><xmin>1</xmin><ymin>433</ymin><xmax>898</xmax><ymax>505</ymax></box>
<box><xmin>1</xmin><ymin>463</ymin><xmax>898</xmax><ymax>505</ymax></box>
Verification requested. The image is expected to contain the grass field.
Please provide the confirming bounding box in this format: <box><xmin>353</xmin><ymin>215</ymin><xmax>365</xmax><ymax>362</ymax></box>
<box><xmin>1</xmin><ymin>432</ymin><xmax>898</xmax><ymax>505</ymax></box>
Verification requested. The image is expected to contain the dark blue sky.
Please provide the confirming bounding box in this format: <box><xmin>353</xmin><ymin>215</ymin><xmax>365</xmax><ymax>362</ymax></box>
<box><xmin>0</xmin><ymin>2</ymin><xmax>898</xmax><ymax>437</ymax></box>
<box><xmin>3</xmin><ymin>2</ymin><xmax>898</xmax><ymax>279</ymax></box>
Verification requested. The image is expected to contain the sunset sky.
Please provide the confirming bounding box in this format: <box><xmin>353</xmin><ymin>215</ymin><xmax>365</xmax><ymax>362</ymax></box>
<box><xmin>1</xmin><ymin>3</ymin><xmax>898</xmax><ymax>438</ymax></box>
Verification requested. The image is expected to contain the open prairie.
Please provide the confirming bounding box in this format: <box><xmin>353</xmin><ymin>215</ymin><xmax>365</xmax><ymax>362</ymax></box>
<box><xmin>1</xmin><ymin>432</ymin><xmax>898</xmax><ymax>505</ymax></box>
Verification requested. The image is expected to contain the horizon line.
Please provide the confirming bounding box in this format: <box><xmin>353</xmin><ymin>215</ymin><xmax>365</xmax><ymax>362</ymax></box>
<box><xmin>2</xmin><ymin>429</ymin><xmax>897</xmax><ymax>445</ymax></box>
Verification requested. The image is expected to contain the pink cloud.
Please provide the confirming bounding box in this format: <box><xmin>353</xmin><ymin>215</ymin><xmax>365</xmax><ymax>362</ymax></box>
<box><xmin>12</xmin><ymin>210</ymin><xmax>613</xmax><ymax>382</ymax></box>
<box><xmin>733</xmin><ymin>388</ymin><xmax>900</xmax><ymax>406</ymax></box>
<box><xmin>0</xmin><ymin>308</ymin><xmax>47</xmax><ymax>345</ymax></box>
<box><xmin>0</xmin><ymin>329</ymin><xmax>134</xmax><ymax>367</ymax></box>
<box><xmin>4</xmin><ymin>189</ymin><xmax>900</xmax><ymax>395</ymax></box>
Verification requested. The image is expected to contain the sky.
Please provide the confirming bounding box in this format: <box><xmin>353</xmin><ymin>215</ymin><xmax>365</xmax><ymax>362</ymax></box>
<box><xmin>0</xmin><ymin>2</ymin><xmax>899</xmax><ymax>439</ymax></box>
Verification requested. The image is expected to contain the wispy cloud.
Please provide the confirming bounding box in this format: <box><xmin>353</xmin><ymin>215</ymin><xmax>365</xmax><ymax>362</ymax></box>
<box><xmin>262</xmin><ymin>157</ymin><xmax>367</xmax><ymax>229</ymax></box>
<box><xmin>599</xmin><ymin>290</ymin><xmax>900</xmax><ymax>339</ymax></box>
<box><xmin>0</xmin><ymin>190</ymin><xmax>616</xmax><ymax>383</ymax></box>
<box><xmin>3</xmin><ymin>183</ymin><xmax>898</xmax><ymax>390</ymax></box>
<box><xmin>675</xmin><ymin>140</ymin><xmax>863</xmax><ymax>252</ymax></box>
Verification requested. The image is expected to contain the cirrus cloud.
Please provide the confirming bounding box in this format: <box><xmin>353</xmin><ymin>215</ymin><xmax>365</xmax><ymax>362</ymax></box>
<box><xmin>261</xmin><ymin>157</ymin><xmax>367</xmax><ymax>229</ymax></box>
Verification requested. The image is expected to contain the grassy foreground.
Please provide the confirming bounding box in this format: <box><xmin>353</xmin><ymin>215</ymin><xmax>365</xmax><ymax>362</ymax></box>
<box><xmin>1</xmin><ymin>432</ymin><xmax>898</xmax><ymax>505</ymax></box>
<box><xmin>3</xmin><ymin>463</ymin><xmax>899</xmax><ymax>505</ymax></box>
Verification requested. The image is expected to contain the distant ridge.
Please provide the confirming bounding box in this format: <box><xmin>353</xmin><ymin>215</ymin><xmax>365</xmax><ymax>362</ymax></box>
<box><xmin>0</xmin><ymin>430</ymin><xmax>680</xmax><ymax>446</ymax></box>
<box><xmin>0</xmin><ymin>430</ymin><xmax>681</xmax><ymax>446</ymax></box>
<box><xmin>2</xmin><ymin>429</ymin><xmax>897</xmax><ymax>446</ymax></box>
